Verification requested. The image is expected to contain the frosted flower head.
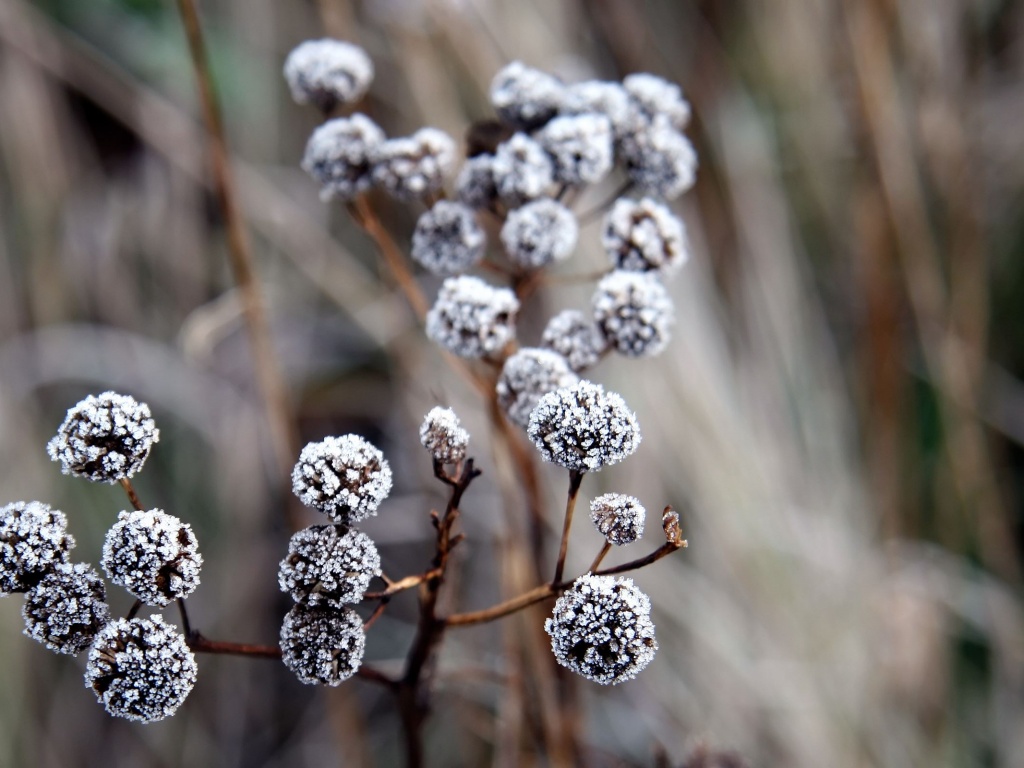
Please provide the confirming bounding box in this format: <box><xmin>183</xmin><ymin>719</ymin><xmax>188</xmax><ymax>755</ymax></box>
<box><xmin>620</xmin><ymin>116</ymin><xmax>697</xmax><ymax>200</ymax></box>
<box><xmin>540</xmin><ymin>309</ymin><xmax>608</xmax><ymax>373</ymax></box>
<box><xmin>456</xmin><ymin>154</ymin><xmax>498</xmax><ymax>209</ymax></box>
<box><xmin>492</xmin><ymin>133</ymin><xmax>554</xmax><ymax>207</ymax></box>
<box><xmin>561</xmin><ymin>80</ymin><xmax>633</xmax><ymax>140</ymax></box>
<box><xmin>589</xmin><ymin>493</ymin><xmax>646</xmax><ymax>545</ymax></box>
<box><xmin>419</xmin><ymin>407</ymin><xmax>470</xmax><ymax>464</ymax></box>
<box><xmin>283</xmin><ymin>39</ymin><xmax>374</xmax><ymax>112</ymax></box>
<box><xmin>623</xmin><ymin>72</ymin><xmax>691</xmax><ymax>131</ymax></box>
<box><xmin>603</xmin><ymin>197</ymin><xmax>688</xmax><ymax>274</ymax></box>
<box><xmin>101</xmin><ymin>509</ymin><xmax>202</xmax><ymax>607</ymax></box>
<box><xmin>411</xmin><ymin>201</ymin><xmax>485</xmax><ymax>275</ymax></box>
<box><xmin>281</xmin><ymin>604</ymin><xmax>365</xmax><ymax>686</ymax></box>
<box><xmin>496</xmin><ymin>348</ymin><xmax>579</xmax><ymax>428</ymax></box>
<box><xmin>291</xmin><ymin>435</ymin><xmax>393</xmax><ymax>525</ymax></box>
<box><xmin>537</xmin><ymin>114</ymin><xmax>614</xmax><ymax>186</ymax></box>
<box><xmin>593</xmin><ymin>270</ymin><xmax>675</xmax><ymax>357</ymax></box>
<box><xmin>47</xmin><ymin>391</ymin><xmax>158</xmax><ymax>484</ymax></box>
<box><xmin>490</xmin><ymin>61</ymin><xmax>564</xmax><ymax>130</ymax></box>
<box><xmin>0</xmin><ymin>501</ymin><xmax>74</xmax><ymax>595</ymax></box>
<box><xmin>501</xmin><ymin>198</ymin><xmax>578</xmax><ymax>270</ymax></box>
<box><xmin>302</xmin><ymin>114</ymin><xmax>385</xmax><ymax>200</ymax></box>
<box><xmin>425</xmin><ymin>276</ymin><xmax>520</xmax><ymax>359</ymax></box>
<box><xmin>85</xmin><ymin>616</ymin><xmax>197</xmax><ymax>723</ymax></box>
<box><xmin>23</xmin><ymin>562</ymin><xmax>110</xmax><ymax>655</ymax></box>
<box><xmin>371</xmin><ymin>127</ymin><xmax>457</xmax><ymax>201</ymax></box>
<box><xmin>545</xmin><ymin>573</ymin><xmax>657</xmax><ymax>685</ymax></box>
<box><xmin>527</xmin><ymin>380</ymin><xmax>641</xmax><ymax>472</ymax></box>
<box><xmin>279</xmin><ymin>525</ymin><xmax>381</xmax><ymax>609</ymax></box>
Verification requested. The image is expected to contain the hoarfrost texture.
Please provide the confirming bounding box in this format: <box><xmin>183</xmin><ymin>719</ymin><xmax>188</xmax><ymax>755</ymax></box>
<box><xmin>0</xmin><ymin>501</ymin><xmax>74</xmax><ymax>595</ymax></box>
<box><xmin>22</xmin><ymin>562</ymin><xmax>110</xmax><ymax>655</ymax></box>
<box><xmin>279</xmin><ymin>525</ymin><xmax>381</xmax><ymax>609</ymax></box>
<box><xmin>589</xmin><ymin>493</ymin><xmax>646</xmax><ymax>545</ymax></box>
<box><xmin>456</xmin><ymin>154</ymin><xmax>498</xmax><ymax>209</ymax></box>
<box><xmin>411</xmin><ymin>201</ymin><xmax>485</xmax><ymax>275</ymax></box>
<box><xmin>537</xmin><ymin>113</ymin><xmax>614</xmax><ymax>186</ymax></box>
<box><xmin>419</xmin><ymin>407</ymin><xmax>470</xmax><ymax>464</ymax></box>
<box><xmin>545</xmin><ymin>573</ymin><xmax>657</xmax><ymax>685</ymax></box>
<box><xmin>283</xmin><ymin>39</ymin><xmax>374</xmax><ymax>111</ymax></box>
<box><xmin>101</xmin><ymin>509</ymin><xmax>202</xmax><ymax>607</ymax></box>
<box><xmin>560</xmin><ymin>80</ymin><xmax>634</xmax><ymax>140</ymax></box>
<box><xmin>619</xmin><ymin>115</ymin><xmax>697</xmax><ymax>200</ymax></box>
<box><xmin>623</xmin><ymin>72</ymin><xmax>692</xmax><ymax>130</ymax></box>
<box><xmin>85</xmin><ymin>616</ymin><xmax>197</xmax><ymax>723</ymax></box>
<box><xmin>280</xmin><ymin>604</ymin><xmax>365</xmax><ymax>686</ymax></box>
<box><xmin>292</xmin><ymin>435</ymin><xmax>393</xmax><ymax>525</ymax></box>
<box><xmin>47</xmin><ymin>391</ymin><xmax>159</xmax><ymax>484</ymax></box>
<box><xmin>603</xmin><ymin>197</ymin><xmax>688</xmax><ymax>274</ymax></box>
<box><xmin>593</xmin><ymin>270</ymin><xmax>675</xmax><ymax>357</ymax></box>
<box><xmin>500</xmin><ymin>198</ymin><xmax>578</xmax><ymax>269</ymax></box>
<box><xmin>496</xmin><ymin>348</ymin><xmax>579</xmax><ymax>428</ymax></box>
<box><xmin>492</xmin><ymin>133</ymin><xmax>555</xmax><ymax>207</ymax></box>
<box><xmin>425</xmin><ymin>276</ymin><xmax>520</xmax><ymax>359</ymax></box>
<box><xmin>490</xmin><ymin>61</ymin><xmax>564</xmax><ymax>130</ymax></box>
<box><xmin>540</xmin><ymin>309</ymin><xmax>608</xmax><ymax>373</ymax></box>
<box><xmin>371</xmin><ymin>127</ymin><xmax>457</xmax><ymax>200</ymax></box>
<box><xmin>302</xmin><ymin>114</ymin><xmax>385</xmax><ymax>200</ymax></box>
<box><xmin>527</xmin><ymin>380</ymin><xmax>641</xmax><ymax>472</ymax></box>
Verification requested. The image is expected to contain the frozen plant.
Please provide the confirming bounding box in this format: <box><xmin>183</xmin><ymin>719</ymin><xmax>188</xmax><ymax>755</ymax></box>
<box><xmin>302</xmin><ymin>114</ymin><xmax>386</xmax><ymax>200</ymax></box>
<box><xmin>593</xmin><ymin>270</ymin><xmax>676</xmax><ymax>357</ymax></box>
<box><xmin>537</xmin><ymin>113</ymin><xmax>615</xmax><ymax>187</ymax></box>
<box><xmin>623</xmin><ymin>72</ymin><xmax>692</xmax><ymax>130</ymax></box>
<box><xmin>419</xmin><ymin>406</ymin><xmax>470</xmax><ymax>464</ymax></box>
<box><xmin>0</xmin><ymin>501</ymin><xmax>75</xmax><ymax>595</ymax></box>
<box><xmin>540</xmin><ymin>309</ymin><xmax>609</xmax><ymax>373</ymax></box>
<box><xmin>22</xmin><ymin>562</ymin><xmax>110</xmax><ymax>655</ymax></box>
<box><xmin>496</xmin><ymin>348</ymin><xmax>579</xmax><ymax>428</ymax></box>
<box><xmin>619</xmin><ymin>115</ymin><xmax>698</xmax><ymax>200</ymax></box>
<box><xmin>501</xmin><ymin>198</ymin><xmax>578</xmax><ymax>269</ymax></box>
<box><xmin>291</xmin><ymin>435</ymin><xmax>393</xmax><ymax>525</ymax></box>
<box><xmin>411</xmin><ymin>201</ymin><xmax>485</xmax><ymax>275</ymax></box>
<box><xmin>280</xmin><ymin>604</ymin><xmax>366</xmax><ymax>686</ymax></box>
<box><xmin>372</xmin><ymin>127</ymin><xmax>457</xmax><ymax>201</ymax></box>
<box><xmin>455</xmin><ymin>154</ymin><xmax>499</xmax><ymax>209</ymax></box>
<box><xmin>603</xmin><ymin>196</ymin><xmax>688</xmax><ymax>274</ymax></box>
<box><xmin>490</xmin><ymin>60</ymin><xmax>564</xmax><ymax>130</ymax></box>
<box><xmin>590</xmin><ymin>493</ymin><xmax>646</xmax><ymax>545</ymax></box>
<box><xmin>279</xmin><ymin>526</ymin><xmax>381</xmax><ymax>609</ymax></box>
<box><xmin>283</xmin><ymin>39</ymin><xmax>374</xmax><ymax>112</ymax></box>
<box><xmin>492</xmin><ymin>133</ymin><xmax>555</xmax><ymax>207</ymax></box>
<box><xmin>560</xmin><ymin>80</ymin><xmax>634</xmax><ymax>140</ymax></box>
<box><xmin>425</xmin><ymin>276</ymin><xmax>520</xmax><ymax>359</ymax></box>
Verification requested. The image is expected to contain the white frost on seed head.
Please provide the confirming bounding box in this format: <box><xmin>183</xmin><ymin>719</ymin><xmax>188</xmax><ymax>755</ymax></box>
<box><xmin>302</xmin><ymin>114</ymin><xmax>386</xmax><ymax>200</ymax></box>
<box><xmin>540</xmin><ymin>309</ymin><xmax>608</xmax><ymax>373</ymax></box>
<box><xmin>490</xmin><ymin>61</ymin><xmax>564</xmax><ymax>130</ymax></box>
<box><xmin>283</xmin><ymin>39</ymin><xmax>374</xmax><ymax>111</ymax></box>
<box><xmin>372</xmin><ymin>127</ymin><xmax>457</xmax><ymax>201</ymax></box>
<box><xmin>589</xmin><ymin>493</ymin><xmax>646</xmax><ymax>545</ymax></box>
<box><xmin>419</xmin><ymin>407</ymin><xmax>470</xmax><ymax>464</ymax></box>
<box><xmin>500</xmin><ymin>198</ymin><xmax>578</xmax><ymax>269</ymax></box>
<box><xmin>425</xmin><ymin>276</ymin><xmax>520</xmax><ymax>359</ymax></box>
<box><xmin>291</xmin><ymin>435</ymin><xmax>392</xmax><ymax>525</ymax></box>
<box><xmin>602</xmin><ymin>197</ymin><xmax>688</xmax><ymax>275</ymax></box>
<box><xmin>279</xmin><ymin>525</ymin><xmax>381</xmax><ymax>609</ymax></box>
<box><xmin>537</xmin><ymin>113</ymin><xmax>614</xmax><ymax>186</ymax></box>
<box><xmin>411</xmin><ymin>201</ymin><xmax>485</xmax><ymax>275</ymax></box>
<box><xmin>0</xmin><ymin>501</ymin><xmax>75</xmax><ymax>595</ymax></box>
<box><xmin>492</xmin><ymin>133</ymin><xmax>555</xmax><ymax>207</ymax></box>
<box><xmin>280</xmin><ymin>604</ymin><xmax>365</xmax><ymax>686</ymax></box>
<box><xmin>592</xmin><ymin>270</ymin><xmax>675</xmax><ymax>357</ymax></box>
<box><xmin>619</xmin><ymin>116</ymin><xmax>697</xmax><ymax>200</ymax></box>
<box><xmin>560</xmin><ymin>80</ymin><xmax>634</xmax><ymax>140</ymax></box>
<box><xmin>497</xmin><ymin>348</ymin><xmax>578</xmax><ymax>429</ymax></box>
<box><xmin>623</xmin><ymin>72</ymin><xmax>691</xmax><ymax>131</ymax></box>
<box><xmin>22</xmin><ymin>562</ymin><xmax>110</xmax><ymax>655</ymax></box>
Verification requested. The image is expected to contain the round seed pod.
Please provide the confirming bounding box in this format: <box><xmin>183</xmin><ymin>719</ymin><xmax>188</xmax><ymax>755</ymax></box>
<box><xmin>302</xmin><ymin>114</ymin><xmax>385</xmax><ymax>201</ymax></box>
<box><xmin>619</xmin><ymin>116</ymin><xmax>697</xmax><ymax>201</ymax></box>
<box><xmin>500</xmin><ymin>198</ymin><xmax>578</xmax><ymax>269</ymax></box>
<box><xmin>623</xmin><ymin>72</ymin><xmax>692</xmax><ymax>131</ymax></box>
<box><xmin>411</xmin><ymin>201</ymin><xmax>485</xmax><ymax>276</ymax></box>
<box><xmin>419</xmin><ymin>407</ymin><xmax>470</xmax><ymax>464</ymax></box>
<box><xmin>540</xmin><ymin>309</ymin><xmax>608</xmax><ymax>373</ymax></box>
<box><xmin>0</xmin><ymin>501</ymin><xmax>75</xmax><ymax>596</ymax></box>
<box><xmin>602</xmin><ymin>197</ymin><xmax>688</xmax><ymax>275</ymax></box>
<box><xmin>280</xmin><ymin>604</ymin><xmax>365</xmax><ymax>686</ymax></box>
<box><xmin>23</xmin><ymin>562</ymin><xmax>110</xmax><ymax>655</ymax></box>
<box><xmin>496</xmin><ymin>348</ymin><xmax>578</xmax><ymax>428</ymax></box>
<box><xmin>279</xmin><ymin>525</ymin><xmax>381</xmax><ymax>608</ymax></box>
<box><xmin>291</xmin><ymin>435</ymin><xmax>393</xmax><ymax>525</ymax></box>
<box><xmin>425</xmin><ymin>276</ymin><xmax>519</xmax><ymax>360</ymax></box>
<box><xmin>490</xmin><ymin>61</ymin><xmax>564</xmax><ymax>130</ymax></box>
<box><xmin>492</xmin><ymin>133</ymin><xmax>554</xmax><ymax>207</ymax></box>
<box><xmin>592</xmin><ymin>270</ymin><xmax>675</xmax><ymax>357</ymax></box>
<box><xmin>283</xmin><ymin>39</ymin><xmax>374</xmax><ymax>112</ymax></box>
<box><xmin>536</xmin><ymin>113</ymin><xmax>614</xmax><ymax>187</ymax></box>
<box><xmin>589</xmin><ymin>493</ymin><xmax>646</xmax><ymax>545</ymax></box>
<box><xmin>372</xmin><ymin>127</ymin><xmax>457</xmax><ymax>201</ymax></box>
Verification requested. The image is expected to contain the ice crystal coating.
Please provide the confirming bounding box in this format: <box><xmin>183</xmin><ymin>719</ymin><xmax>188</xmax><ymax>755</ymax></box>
<box><xmin>560</xmin><ymin>80</ymin><xmax>633</xmax><ymax>140</ymax></box>
<box><xmin>620</xmin><ymin>116</ymin><xmax>697</xmax><ymax>200</ymax></box>
<box><xmin>593</xmin><ymin>270</ymin><xmax>675</xmax><ymax>357</ymax></box>
<box><xmin>0</xmin><ymin>501</ymin><xmax>74</xmax><ymax>595</ymax></box>
<box><xmin>492</xmin><ymin>133</ymin><xmax>554</xmax><ymax>207</ymax></box>
<box><xmin>490</xmin><ymin>61</ymin><xmax>564</xmax><ymax>130</ymax></box>
<box><xmin>589</xmin><ymin>493</ymin><xmax>646</xmax><ymax>545</ymax></box>
<box><xmin>371</xmin><ymin>127</ymin><xmax>457</xmax><ymax>200</ymax></box>
<box><xmin>23</xmin><ymin>562</ymin><xmax>110</xmax><ymax>655</ymax></box>
<box><xmin>545</xmin><ymin>573</ymin><xmax>657</xmax><ymax>685</ymax></box>
<box><xmin>456</xmin><ymin>154</ymin><xmax>498</xmax><ymax>209</ymax></box>
<box><xmin>302</xmin><ymin>114</ymin><xmax>386</xmax><ymax>200</ymax></box>
<box><xmin>537</xmin><ymin>114</ymin><xmax>614</xmax><ymax>186</ymax></box>
<box><xmin>280</xmin><ymin>604</ymin><xmax>365</xmax><ymax>686</ymax></box>
<box><xmin>419</xmin><ymin>406</ymin><xmax>470</xmax><ymax>464</ymax></box>
<box><xmin>623</xmin><ymin>72</ymin><xmax>691</xmax><ymax>130</ymax></box>
<box><xmin>101</xmin><ymin>509</ymin><xmax>202</xmax><ymax>607</ymax></box>
<box><xmin>292</xmin><ymin>435</ymin><xmax>393</xmax><ymax>525</ymax></box>
<box><xmin>425</xmin><ymin>276</ymin><xmax>520</xmax><ymax>359</ymax></box>
<box><xmin>47</xmin><ymin>391</ymin><xmax>159</xmax><ymax>484</ymax></box>
<box><xmin>540</xmin><ymin>309</ymin><xmax>609</xmax><ymax>373</ymax></box>
<box><xmin>279</xmin><ymin>525</ymin><xmax>381</xmax><ymax>609</ymax></box>
<box><xmin>603</xmin><ymin>197</ymin><xmax>688</xmax><ymax>274</ymax></box>
<box><xmin>496</xmin><ymin>348</ymin><xmax>579</xmax><ymax>428</ymax></box>
<box><xmin>500</xmin><ymin>198</ymin><xmax>578</xmax><ymax>269</ymax></box>
<box><xmin>527</xmin><ymin>380</ymin><xmax>641</xmax><ymax>472</ymax></box>
<box><xmin>85</xmin><ymin>616</ymin><xmax>197</xmax><ymax>723</ymax></box>
<box><xmin>283</xmin><ymin>39</ymin><xmax>374</xmax><ymax>112</ymax></box>
<box><xmin>411</xmin><ymin>201</ymin><xmax>485</xmax><ymax>275</ymax></box>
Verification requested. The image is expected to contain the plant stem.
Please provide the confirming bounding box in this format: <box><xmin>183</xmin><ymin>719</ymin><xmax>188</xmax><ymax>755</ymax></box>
<box><xmin>588</xmin><ymin>541</ymin><xmax>612</xmax><ymax>573</ymax></box>
<box><xmin>187</xmin><ymin>633</ymin><xmax>281</xmax><ymax>659</ymax></box>
<box><xmin>363</xmin><ymin>569</ymin><xmax>442</xmax><ymax>600</ymax></box>
<box><xmin>118</xmin><ymin>478</ymin><xmax>144</xmax><ymax>511</ymax></box>
<box><xmin>552</xmin><ymin>470</ymin><xmax>583</xmax><ymax>584</ymax></box>
<box><xmin>125</xmin><ymin>599</ymin><xmax>143</xmax><ymax>620</ymax></box>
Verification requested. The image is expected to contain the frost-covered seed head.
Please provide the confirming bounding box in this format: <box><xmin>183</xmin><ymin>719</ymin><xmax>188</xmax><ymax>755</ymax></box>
<box><xmin>500</xmin><ymin>198</ymin><xmax>578</xmax><ymax>269</ymax></box>
<box><xmin>425</xmin><ymin>276</ymin><xmax>520</xmax><ymax>359</ymax></box>
<box><xmin>371</xmin><ymin>127</ymin><xmax>457</xmax><ymax>201</ymax></box>
<box><xmin>280</xmin><ymin>604</ymin><xmax>365</xmax><ymax>686</ymax></box>
<box><xmin>603</xmin><ymin>197</ymin><xmax>688</xmax><ymax>274</ymax></box>
<box><xmin>593</xmin><ymin>270</ymin><xmax>675</xmax><ymax>357</ymax></box>
<box><xmin>23</xmin><ymin>562</ymin><xmax>110</xmax><ymax>655</ymax></box>
<box><xmin>101</xmin><ymin>509</ymin><xmax>202</xmax><ymax>607</ymax></box>
<box><xmin>537</xmin><ymin>114</ymin><xmax>614</xmax><ymax>186</ymax></box>
<box><xmin>492</xmin><ymin>133</ymin><xmax>555</xmax><ymax>207</ymax></box>
<box><xmin>419</xmin><ymin>407</ymin><xmax>470</xmax><ymax>464</ymax></box>
<box><xmin>302</xmin><ymin>114</ymin><xmax>386</xmax><ymax>200</ymax></box>
<box><xmin>561</xmin><ymin>80</ymin><xmax>634</xmax><ymax>140</ymax></box>
<box><xmin>0</xmin><ymin>501</ymin><xmax>74</xmax><ymax>595</ymax></box>
<box><xmin>279</xmin><ymin>525</ymin><xmax>380</xmax><ymax>609</ymax></box>
<box><xmin>496</xmin><ymin>348</ymin><xmax>579</xmax><ymax>428</ymax></box>
<box><xmin>527</xmin><ymin>380</ymin><xmax>641</xmax><ymax>472</ymax></box>
<box><xmin>619</xmin><ymin>116</ymin><xmax>698</xmax><ymax>200</ymax></box>
<box><xmin>85</xmin><ymin>616</ymin><xmax>197</xmax><ymax>723</ymax></box>
<box><xmin>292</xmin><ymin>435</ymin><xmax>393</xmax><ymax>525</ymax></box>
<box><xmin>456</xmin><ymin>154</ymin><xmax>498</xmax><ymax>209</ymax></box>
<box><xmin>545</xmin><ymin>573</ymin><xmax>657</xmax><ymax>685</ymax></box>
<box><xmin>589</xmin><ymin>493</ymin><xmax>646</xmax><ymax>545</ymax></box>
<box><xmin>490</xmin><ymin>61</ymin><xmax>564</xmax><ymax>130</ymax></box>
<box><xmin>47</xmin><ymin>391</ymin><xmax>159</xmax><ymax>484</ymax></box>
<box><xmin>623</xmin><ymin>72</ymin><xmax>691</xmax><ymax>131</ymax></box>
<box><xmin>411</xmin><ymin>201</ymin><xmax>485</xmax><ymax>275</ymax></box>
<box><xmin>283</xmin><ymin>39</ymin><xmax>374</xmax><ymax>112</ymax></box>
<box><xmin>540</xmin><ymin>309</ymin><xmax>609</xmax><ymax>373</ymax></box>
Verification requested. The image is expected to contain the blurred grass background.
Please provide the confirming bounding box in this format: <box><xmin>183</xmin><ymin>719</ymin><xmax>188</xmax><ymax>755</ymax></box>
<box><xmin>1</xmin><ymin>0</ymin><xmax>1023</xmax><ymax>765</ymax></box>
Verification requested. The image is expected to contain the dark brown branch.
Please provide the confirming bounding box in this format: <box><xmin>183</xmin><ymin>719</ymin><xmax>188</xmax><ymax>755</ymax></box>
<box><xmin>118</xmin><ymin>478</ymin><xmax>144</xmax><ymax>511</ymax></box>
<box><xmin>553</xmin><ymin>470</ymin><xmax>584</xmax><ymax>584</ymax></box>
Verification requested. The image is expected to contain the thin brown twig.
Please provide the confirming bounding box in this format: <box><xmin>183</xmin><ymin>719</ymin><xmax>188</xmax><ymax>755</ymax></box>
<box><xmin>588</xmin><ymin>542</ymin><xmax>612</xmax><ymax>573</ymax></box>
<box><xmin>118</xmin><ymin>478</ymin><xmax>144</xmax><ymax>512</ymax></box>
<box><xmin>363</xmin><ymin>599</ymin><xmax>390</xmax><ymax>631</ymax></box>
<box><xmin>553</xmin><ymin>471</ymin><xmax>583</xmax><ymax>584</ymax></box>
<box><xmin>363</xmin><ymin>569</ymin><xmax>442</xmax><ymax>600</ymax></box>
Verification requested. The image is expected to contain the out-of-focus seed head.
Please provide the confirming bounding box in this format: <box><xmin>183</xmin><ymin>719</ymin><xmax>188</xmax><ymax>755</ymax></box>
<box><xmin>371</xmin><ymin>127</ymin><xmax>457</xmax><ymax>201</ymax></box>
<box><xmin>490</xmin><ymin>61</ymin><xmax>564</xmax><ymax>130</ymax></box>
<box><xmin>602</xmin><ymin>197</ymin><xmax>688</xmax><ymax>275</ymax></box>
<box><xmin>85</xmin><ymin>616</ymin><xmax>197</xmax><ymax>723</ymax></box>
<box><xmin>419</xmin><ymin>407</ymin><xmax>470</xmax><ymax>464</ymax></box>
<box><xmin>425</xmin><ymin>276</ymin><xmax>520</xmax><ymax>359</ymax></box>
<box><xmin>619</xmin><ymin>116</ymin><xmax>697</xmax><ymax>200</ymax></box>
<box><xmin>544</xmin><ymin>573</ymin><xmax>657</xmax><ymax>685</ymax></box>
<box><xmin>623</xmin><ymin>72</ymin><xmax>691</xmax><ymax>131</ymax></box>
<box><xmin>279</xmin><ymin>525</ymin><xmax>381</xmax><ymax>609</ymax></box>
<box><xmin>492</xmin><ymin>133</ymin><xmax>555</xmax><ymax>207</ymax></box>
<box><xmin>283</xmin><ymin>39</ymin><xmax>374</xmax><ymax>112</ymax></box>
<box><xmin>280</xmin><ymin>604</ymin><xmax>365</xmax><ymax>686</ymax></box>
<box><xmin>540</xmin><ymin>309</ymin><xmax>609</xmax><ymax>373</ymax></box>
<box><xmin>23</xmin><ymin>562</ymin><xmax>110</xmax><ymax>655</ymax></box>
<box><xmin>593</xmin><ymin>271</ymin><xmax>675</xmax><ymax>357</ymax></box>
<box><xmin>47</xmin><ymin>391</ymin><xmax>159</xmax><ymax>484</ymax></box>
<box><xmin>527</xmin><ymin>380</ymin><xmax>641</xmax><ymax>472</ymax></box>
<box><xmin>291</xmin><ymin>435</ymin><xmax>393</xmax><ymax>525</ymax></box>
<box><xmin>589</xmin><ymin>493</ymin><xmax>646</xmax><ymax>545</ymax></box>
<box><xmin>0</xmin><ymin>501</ymin><xmax>74</xmax><ymax>596</ymax></box>
<box><xmin>500</xmin><ymin>198</ymin><xmax>578</xmax><ymax>269</ymax></box>
<box><xmin>302</xmin><ymin>114</ymin><xmax>386</xmax><ymax>201</ymax></box>
<box><xmin>101</xmin><ymin>509</ymin><xmax>202</xmax><ymax>607</ymax></box>
<box><xmin>496</xmin><ymin>348</ymin><xmax>578</xmax><ymax>428</ymax></box>
<box><xmin>411</xmin><ymin>201</ymin><xmax>485</xmax><ymax>275</ymax></box>
<box><xmin>456</xmin><ymin>154</ymin><xmax>499</xmax><ymax>210</ymax></box>
<box><xmin>560</xmin><ymin>80</ymin><xmax>633</xmax><ymax>140</ymax></box>
<box><xmin>537</xmin><ymin>113</ymin><xmax>614</xmax><ymax>186</ymax></box>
